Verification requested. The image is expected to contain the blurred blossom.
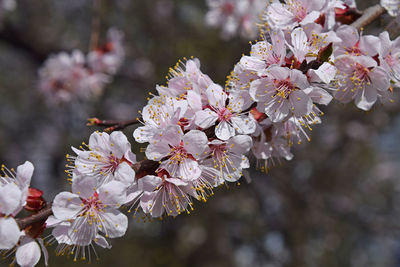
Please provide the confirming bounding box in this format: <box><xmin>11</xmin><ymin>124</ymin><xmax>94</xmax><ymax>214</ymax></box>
<box><xmin>205</xmin><ymin>0</ymin><xmax>267</xmax><ymax>39</ymax></box>
<box><xmin>38</xmin><ymin>50</ymin><xmax>109</xmax><ymax>104</ymax></box>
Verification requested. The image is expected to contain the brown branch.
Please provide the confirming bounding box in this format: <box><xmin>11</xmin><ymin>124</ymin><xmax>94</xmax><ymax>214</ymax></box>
<box><xmin>15</xmin><ymin>159</ymin><xmax>159</xmax><ymax>230</ymax></box>
<box><xmin>89</xmin><ymin>0</ymin><xmax>102</xmax><ymax>51</ymax></box>
<box><xmin>17</xmin><ymin>203</ymin><xmax>53</xmax><ymax>230</ymax></box>
<box><xmin>351</xmin><ymin>4</ymin><xmax>386</xmax><ymax>30</ymax></box>
<box><xmin>87</xmin><ymin>117</ymin><xmax>140</xmax><ymax>132</ymax></box>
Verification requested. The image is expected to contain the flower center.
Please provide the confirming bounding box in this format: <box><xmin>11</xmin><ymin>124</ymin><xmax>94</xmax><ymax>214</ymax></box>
<box><xmin>274</xmin><ymin>78</ymin><xmax>296</xmax><ymax>98</ymax></box>
<box><xmin>82</xmin><ymin>192</ymin><xmax>103</xmax><ymax>217</ymax></box>
<box><xmin>217</xmin><ymin>107</ymin><xmax>233</xmax><ymax>122</ymax></box>
<box><xmin>352</xmin><ymin>63</ymin><xmax>371</xmax><ymax>84</ymax></box>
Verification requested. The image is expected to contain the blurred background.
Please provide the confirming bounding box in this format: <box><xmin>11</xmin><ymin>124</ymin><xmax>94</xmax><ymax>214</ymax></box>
<box><xmin>1</xmin><ymin>0</ymin><xmax>400</xmax><ymax>266</ymax></box>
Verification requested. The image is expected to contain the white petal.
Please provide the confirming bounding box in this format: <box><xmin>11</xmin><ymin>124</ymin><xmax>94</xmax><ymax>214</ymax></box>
<box><xmin>37</xmin><ymin>238</ymin><xmax>48</xmax><ymax>266</ymax></box>
<box><xmin>182</xmin><ymin>130</ymin><xmax>208</xmax><ymax>158</ymax></box>
<box><xmin>194</xmin><ymin>109</ymin><xmax>218</xmax><ymax>129</ymax></box>
<box><xmin>231</xmin><ymin>115</ymin><xmax>256</xmax><ymax>135</ymax></box>
<box><xmin>289</xmin><ymin>90</ymin><xmax>313</xmax><ymax>117</ymax></box>
<box><xmin>52</xmin><ymin>192</ymin><xmax>82</xmax><ymax>220</ymax></box>
<box><xmin>16</xmin><ymin>161</ymin><xmax>34</xmax><ymax>190</ymax></box>
<box><xmin>0</xmin><ymin>182</ymin><xmax>22</xmax><ymax>215</ymax></box>
<box><xmin>227</xmin><ymin>135</ymin><xmax>253</xmax><ymax>155</ymax></box>
<box><xmin>94</xmin><ymin>235</ymin><xmax>111</xmax><ymax>249</ymax></box>
<box><xmin>114</xmin><ymin>162</ymin><xmax>135</xmax><ymax>185</ymax></box>
<box><xmin>0</xmin><ymin>217</ymin><xmax>20</xmax><ymax>249</ymax></box>
<box><xmin>71</xmin><ymin>175</ymin><xmax>97</xmax><ymax>199</ymax></box>
<box><xmin>369</xmin><ymin>67</ymin><xmax>390</xmax><ymax>92</ymax></box>
<box><xmin>355</xmin><ymin>86</ymin><xmax>377</xmax><ymax>111</ymax></box>
<box><xmin>109</xmin><ymin>131</ymin><xmax>131</xmax><ymax>159</ymax></box>
<box><xmin>99</xmin><ymin>209</ymin><xmax>128</xmax><ymax>238</ymax></box>
<box><xmin>16</xmin><ymin>236</ymin><xmax>41</xmax><ymax>267</ymax></box>
<box><xmin>206</xmin><ymin>83</ymin><xmax>227</xmax><ymax>108</ymax></box>
<box><xmin>215</xmin><ymin>121</ymin><xmax>235</xmax><ymax>140</ymax></box>
<box><xmin>304</xmin><ymin>87</ymin><xmax>333</xmax><ymax>105</ymax></box>
<box><xmin>291</xmin><ymin>27</ymin><xmax>308</xmax><ymax>62</ymax></box>
<box><xmin>98</xmin><ymin>181</ymin><xmax>127</xmax><ymax>206</ymax></box>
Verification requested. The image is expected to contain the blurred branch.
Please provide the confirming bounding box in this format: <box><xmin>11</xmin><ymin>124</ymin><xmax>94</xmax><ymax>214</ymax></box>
<box><xmin>87</xmin><ymin>117</ymin><xmax>140</xmax><ymax>132</ymax></box>
<box><xmin>89</xmin><ymin>0</ymin><xmax>101</xmax><ymax>51</ymax></box>
<box><xmin>351</xmin><ymin>4</ymin><xmax>386</xmax><ymax>30</ymax></box>
<box><xmin>0</xmin><ymin>22</ymin><xmax>56</xmax><ymax>64</ymax></box>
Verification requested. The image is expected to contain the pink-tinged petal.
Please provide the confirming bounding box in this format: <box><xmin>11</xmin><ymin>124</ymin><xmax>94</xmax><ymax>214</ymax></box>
<box><xmin>178</xmin><ymin>159</ymin><xmax>202</xmax><ymax>181</ymax></box>
<box><xmin>265</xmin><ymin>3</ymin><xmax>294</xmax><ymax>29</ymax></box>
<box><xmin>289</xmin><ymin>90</ymin><xmax>313</xmax><ymax>117</ymax></box>
<box><xmin>304</xmin><ymin>87</ymin><xmax>333</xmax><ymax>105</ymax></box>
<box><xmin>16</xmin><ymin>161</ymin><xmax>34</xmax><ymax>189</ymax></box>
<box><xmin>124</xmin><ymin>151</ymin><xmax>136</xmax><ymax>164</ymax></box>
<box><xmin>0</xmin><ymin>217</ymin><xmax>20</xmax><ymax>249</ymax></box>
<box><xmin>336</xmin><ymin>25</ymin><xmax>359</xmax><ymax>48</ymax></box>
<box><xmin>215</xmin><ymin>121</ymin><xmax>235</xmax><ymax>140</ymax></box>
<box><xmin>334</xmin><ymin>84</ymin><xmax>356</xmax><ymax>104</ymax></box>
<box><xmin>300</xmin><ymin>10</ymin><xmax>321</xmax><ymax>25</ymax></box>
<box><xmin>264</xmin><ymin>98</ymin><xmax>290</xmax><ymax>122</ymax></box>
<box><xmin>89</xmin><ymin>132</ymin><xmax>111</xmax><ymax>151</ymax></box>
<box><xmin>16</xmin><ymin>236</ymin><xmax>41</xmax><ymax>267</ymax></box>
<box><xmin>139</xmin><ymin>175</ymin><xmax>162</xmax><ymax>192</ymax></box>
<box><xmin>194</xmin><ymin>109</ymin><xmax>218</xmax><ymax>128</ymax></box>
<box><xmin>145</xmin><ymin>141</ymin><xmax>171</xmax><ymax>161</ymax></box>
<box><xmin>109</xmin><ymin>131</ymin><xmax>131</xmax><ymax>159</ymax></box>
<box><xmin>290</xmin><ymin>69</ymin><xmax>309</xmax><ymax>89</ymax></box>
<box><xmin>355</xmin><ymin>86</ymin><xmax>378</xmax><ymax>111</ymax></box>
<box><xmin>94</xmin><ymin>235</ymin><xmax>111</xmax><ymax>249</ymax></box>
<box><xmin>99</xmin><ymin>209</ymin><xmax>128</xmax><ymax>238</ymax></box>
<box><xmin>206</xmin><ymin>83</ymin><xmax>227</xmax><ymax>108</ymax></box>
<box><xmin>271</xmin><ymin>30</ymin><xmax>286</xmax><ymax>62</ymax></box>
<box><xmin>291</xmin><ymin>27</ymin><xmax>308</xmax><ymax>62</ymax></box>
<box><xmin>52</xmin><ymin>192</ymin><xmax>82</xmax><ymax>220</ymax></box>
<box><xmin>165</xmin><ymin>177</ymin><xmax>188</xmax><ymax>186</ymax></box>
<box><xmin>267</xmin><ymin>66</ymin><xmax>289</xmax><ymax>80</ymax></box>
<box><xmin>249</xmin><ymin>78</ymin><xmax>275</xmax><ymax>102</ymax></box>
<box><xmin>369</xmin><ymin>67</ymin><xmax>390</xmax><ymax>91</ymax></box>
<box><xmin>0</xmin><ymin>183</ymin><xmax>22</xmax><ymax>215</ymax></box>
<box><xmin>359</xmin><ymin>35</ymin><xmax>380</xmax><ymax>56</ymax></box>
<box><xmin>308</xmin><ymin>62</ymin><xmax>337</xmax><ymax>84</ymax></box>
<box><xmin>140</xmin><ymin>191</ymin><xmax>163</xmax><ymax>217</ymax></box>
<box><xmin>71</xmin><ymin>175</ymin><xmax>97</xmax><ymax>199</ymax></box>
<box><xmin>68</xmin><ymin>216</ymin><xmax>96</xmax><ymax>246</ymax></box>
<box><xmin>98</xmin><ymin>181</ymin><xmax>127</xmax><ymax>206</ymax></box>
<box><xmin>379</xmin><ymin>31</ymin><xmax>391</xmax><ymax>57</ymax></box>
<box><xmin>187</xmin><ymin>90</ymin><xmax>202</xmax><ymax>111</ymax></box>
<box><xmin>51</xmin><ymin>224</ymin><xmax>73</xmax><ymax>245</ymax></box>
<box><xmin>231</xmin><ymin>115</ymin><xmax>256</xmax><ymax>135</ymax></box>
<box><xmin>239</xmin><ymin>56</ymin><xmax>266</xmax><ymax>72</ymax></box>
<box><xmin>355</xmin><ymin>55</ymin><xmax>377</xmax><ymax>68</ymax></box>
<box><xmin>133</xmin><ymin>125</ymin><xmax>155</xmax><ymax>143</ymax></box>
<box><xmin>114</xmin><ymin>162</ymin><xmax>135</xmax><ymax>185</ymax></box>
<box><xmin>228</xmin><ymin>89</ymin><xmax>253</xmax><ymax>112</ymax></box>
<box><xmin>182</xmin><ymin>130</ymin><xmax>208</xmax><ymax>158</ymax></box>
<box><xmin>227</xmin><ymin>135</ymin><xmax>252</xmax><ymax>155</ymax></box>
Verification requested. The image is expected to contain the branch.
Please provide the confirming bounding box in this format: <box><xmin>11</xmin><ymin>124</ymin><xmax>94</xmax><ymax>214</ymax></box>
<box><xmin>17</xmin><ymin>203</ymin><xmax>53</xmax><ymax>230</ymax></box>
<box><xmin>15</xmin><ymin>159</ymin><xmax>159</xmax><ymax>230</ymax></box>
<box><xmin>87</xmin><ymin>117</ymin><xmax>140</xmax><ymax>132</ymax></box>
<box><xmin>351</xmin><ymin>4</ymin><xmax>386</xmax><ymax>30</ymax></box>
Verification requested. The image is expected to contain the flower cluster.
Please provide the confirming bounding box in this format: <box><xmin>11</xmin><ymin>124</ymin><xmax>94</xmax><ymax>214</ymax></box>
<box><xmin>0</xmin><ymin>162</ymin><xmax>48</xmax><ymax>267</ymax></box>
<box><xmin>133</xmin><ymin>58</ymin><xmax>254</xmax><ymax>216</ymax></box>
<box><xmin>47</xmin><ymin>131</ymin><xmax>135</xmax><ymax>261</ymax></box>
<box><xmin>205</xmin><ymin>0</ymin><xmax>268</xmax><ymax>39</ymax></box>
<box><xmin>38</xmin><ymin>28</ymin><xmax>125</xmax><ymax>104</ymax></box>
<box><xmin>227</xmin><ymin>0</ymin><xmax>398</xmax><ymax>166</ymax></box>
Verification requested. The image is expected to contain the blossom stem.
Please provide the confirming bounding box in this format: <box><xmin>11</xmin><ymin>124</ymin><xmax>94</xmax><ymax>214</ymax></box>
<box><xmin>87</xmin><ymin>117</ymin><xmax>140</xmax><ymax>132</ymax></box>
<box><xmin>351</xmin><ymin>4</ymin><xmax>386</xmax><ymax>30</ymax></box>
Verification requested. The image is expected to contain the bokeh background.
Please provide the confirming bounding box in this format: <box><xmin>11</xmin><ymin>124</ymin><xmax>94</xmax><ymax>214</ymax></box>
<box><xmin>1</xmin><ymin>0</ymin><xmax>400</xmax><ymax>266</ymax></box>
